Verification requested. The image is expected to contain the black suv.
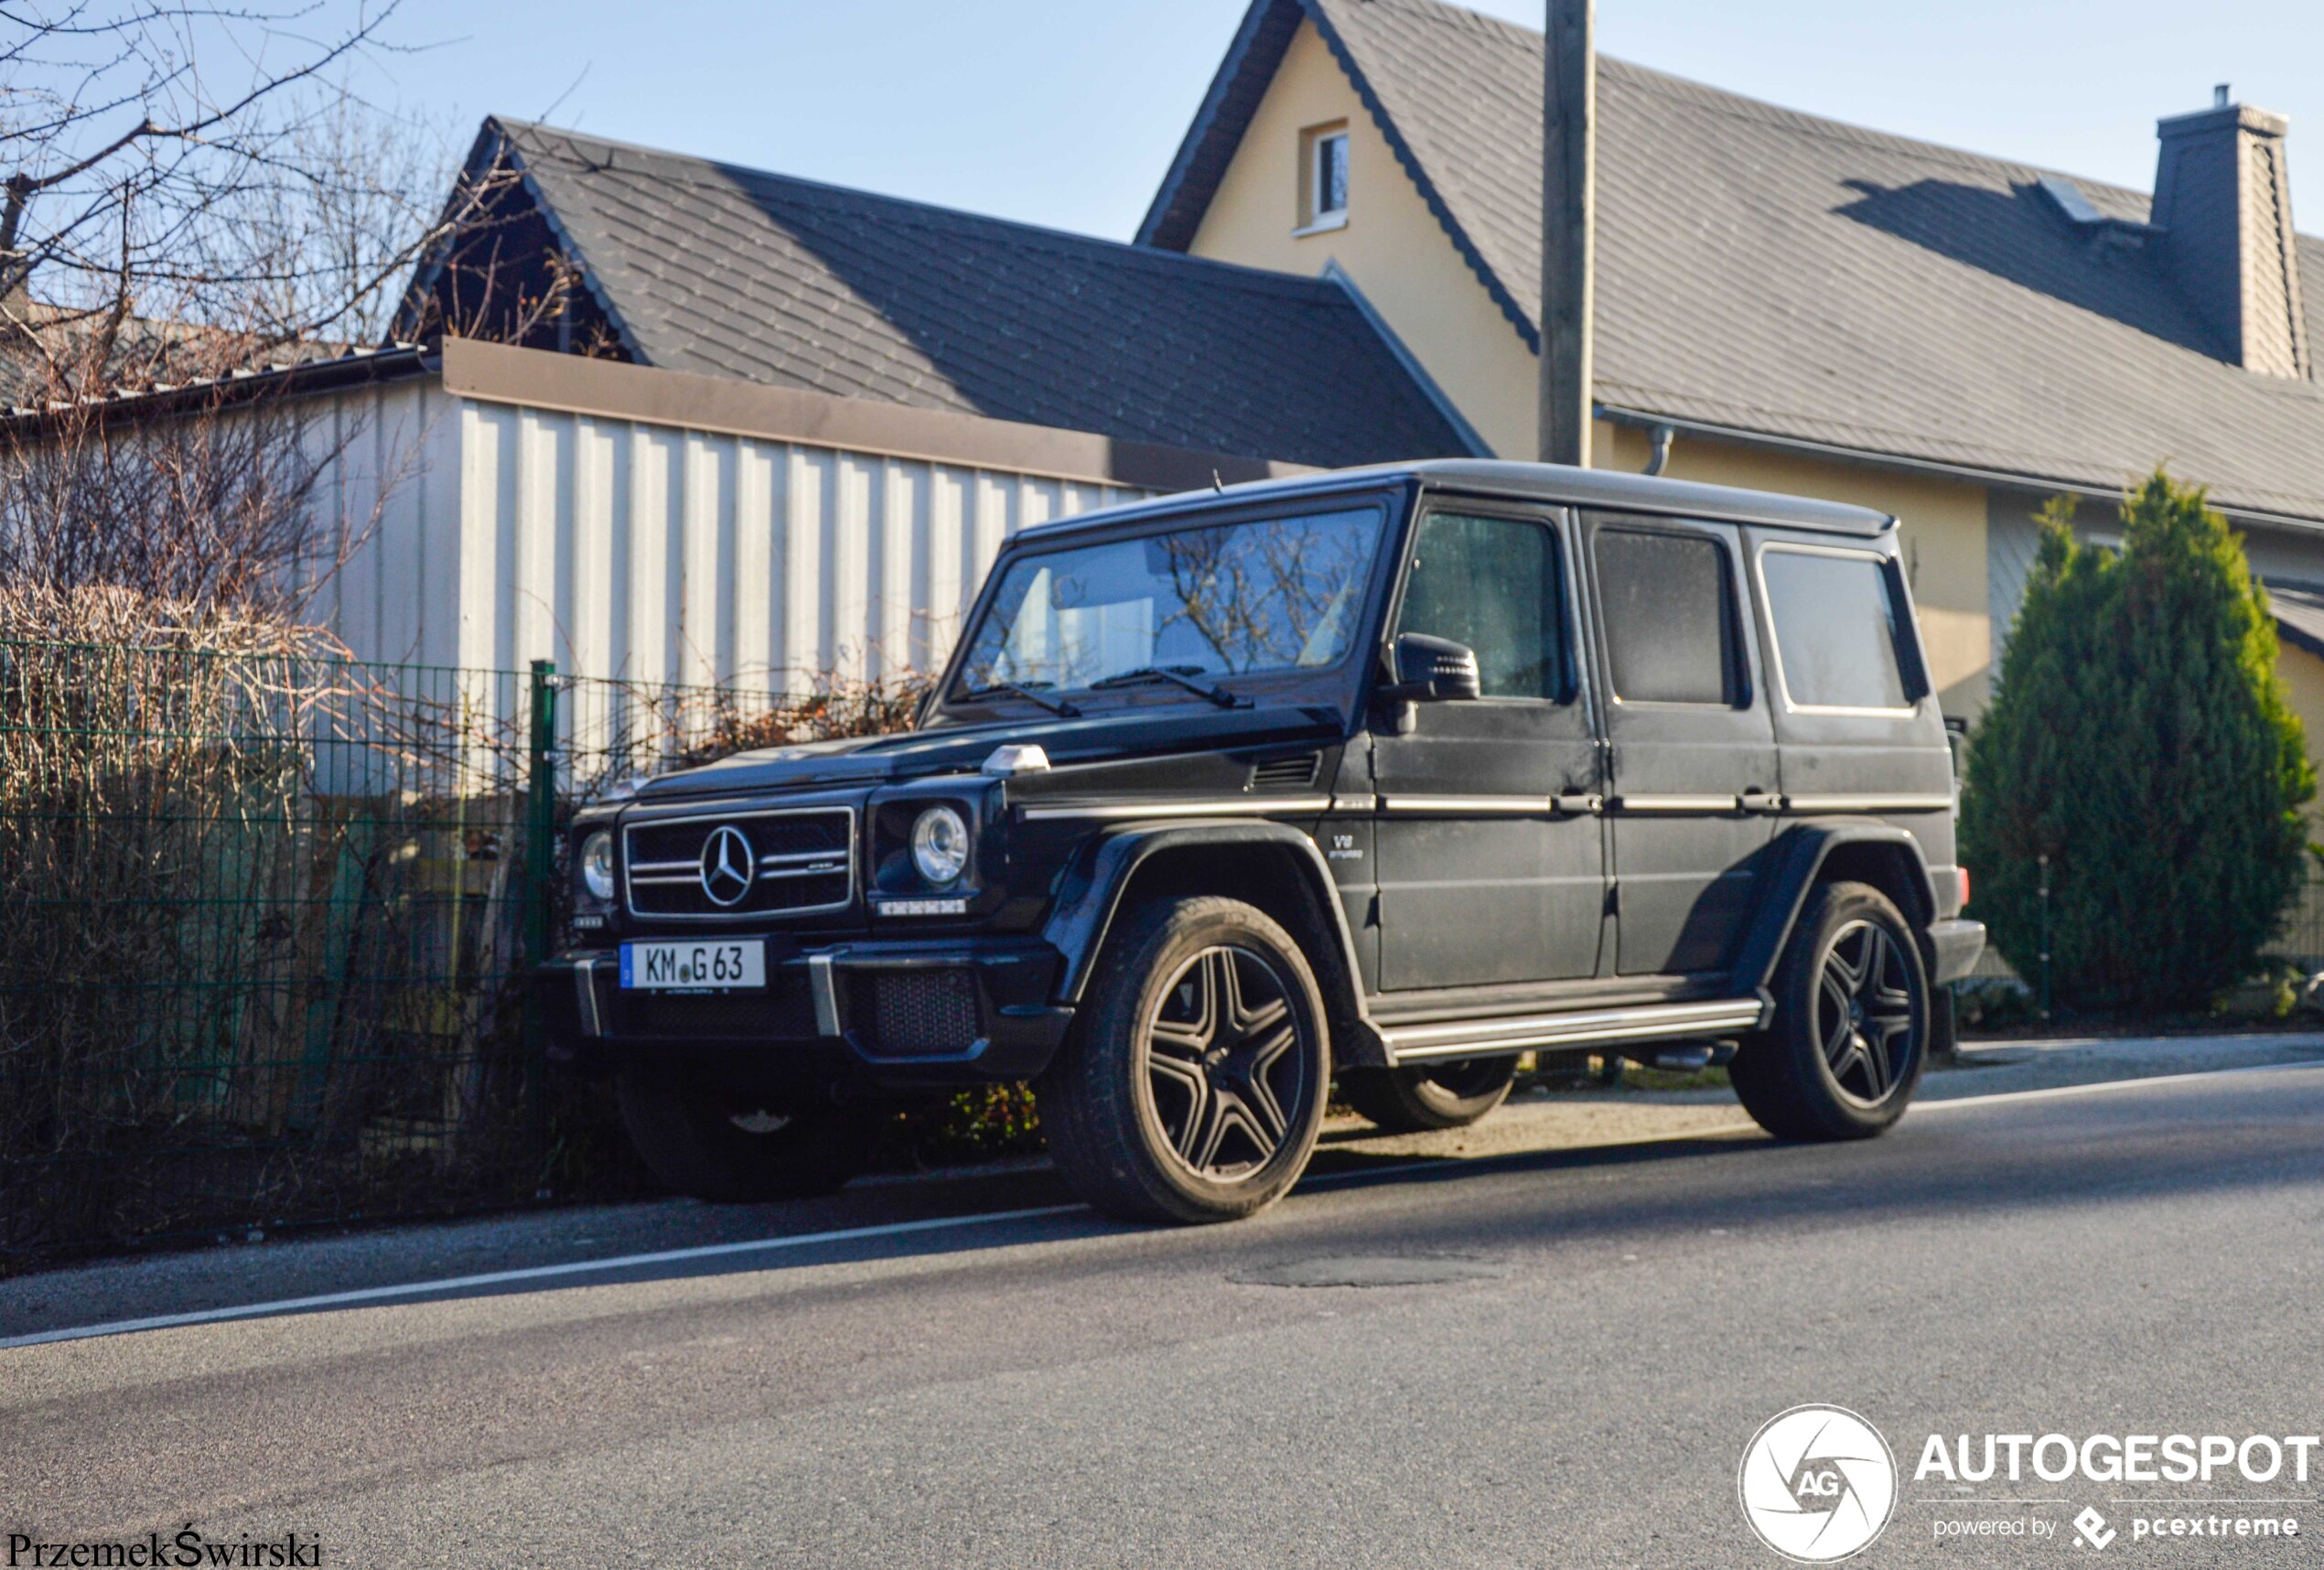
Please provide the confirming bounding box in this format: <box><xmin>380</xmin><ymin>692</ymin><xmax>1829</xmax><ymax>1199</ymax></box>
<box><xmin>543</xmin><ymin>461</ymin><xmax>1984</xmax><ymax>1223</ymax></box>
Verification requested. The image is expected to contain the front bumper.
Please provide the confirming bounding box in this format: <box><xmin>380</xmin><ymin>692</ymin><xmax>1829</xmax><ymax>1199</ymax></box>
<box><xmin>538</xmin><ymin>936</ymin><xmax>1074</xmax><ymax>1089</ymax></box>
<box><xmin>1928</xmin><ymin>918</ymin><xmax>1987</xmax><ymax>984</ymax></box>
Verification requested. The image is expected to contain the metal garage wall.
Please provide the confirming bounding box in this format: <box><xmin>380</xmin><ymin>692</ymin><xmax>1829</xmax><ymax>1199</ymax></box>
<box><xmin>455</xmin><ymin>400</ymin><xmax>1146</xmax><ymax>691</ymax></box>
<box><xmin>295</xmin><ymin>372</ymin><xmax>459</xmax><ymax>671</ymax></box>
<box><xmin>304</xmin><ymin>374</ymin><xmax>1154</xmax><ymax>690</ymax></box>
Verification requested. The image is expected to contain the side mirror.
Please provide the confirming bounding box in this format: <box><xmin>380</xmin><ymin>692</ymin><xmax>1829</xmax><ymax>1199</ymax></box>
<box><xmin>1375</xmin><ymin>634</ymin><xmax>1481</xmax><ymax>733</ymax></box>
<box><xmin>1392</xmin><ymin>632</ymin><xmax>1482</xmax><ymax>702</ymax></box>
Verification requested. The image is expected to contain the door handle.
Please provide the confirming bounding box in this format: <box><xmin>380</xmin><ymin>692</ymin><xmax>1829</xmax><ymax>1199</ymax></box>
<box><xmin>1552</xmin><ymin>792</ymin><xmax>1604</xmax><ymax>816</ymax></box>
<box><xmin>1738</xmin><ymin>790</ymin><xmax>1785</xmax><ymax>813</ymax></box>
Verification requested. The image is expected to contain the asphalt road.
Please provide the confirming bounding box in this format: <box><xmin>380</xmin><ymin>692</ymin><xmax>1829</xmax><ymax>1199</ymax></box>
<box><xmin>5</xmin><ymin>1056</ymin><xmax>2322</xmax><ymax>1568</ymax></box>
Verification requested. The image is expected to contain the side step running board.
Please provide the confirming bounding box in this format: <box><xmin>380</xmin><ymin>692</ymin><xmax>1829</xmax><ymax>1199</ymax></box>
<box><xmin>1380</xmin><ymin>996</ymin><xmax>1770</xmax><ymax>1065</ymax></box>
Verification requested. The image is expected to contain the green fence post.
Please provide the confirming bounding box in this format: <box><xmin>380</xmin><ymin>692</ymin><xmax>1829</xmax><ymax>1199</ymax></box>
<box><xmin>523</xmin><ymin>660</ymin><xmax>559</xmax><ymax>1167</ymax></box>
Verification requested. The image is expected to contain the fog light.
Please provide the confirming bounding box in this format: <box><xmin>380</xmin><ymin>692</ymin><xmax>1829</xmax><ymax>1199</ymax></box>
<box><xmin>910</xmin><ymin>806</ymin><xmax>969</xmax><ymax>887</ymax></box>
<box><xmin>580</xmin><ymin>830</ymin><xmax>617</xmax><ymax>902</ymax></box>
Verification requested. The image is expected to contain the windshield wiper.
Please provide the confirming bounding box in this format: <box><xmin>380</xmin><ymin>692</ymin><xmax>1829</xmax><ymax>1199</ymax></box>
<box><xmin>1089</xmin><ymin>665</ymin><xmax>1250</xmax><ymax>709</ymax></box>
<box><xmin>958</xmin><ymin>678</ymin><xmax>1081</xmax><ymax>718</ymax></box>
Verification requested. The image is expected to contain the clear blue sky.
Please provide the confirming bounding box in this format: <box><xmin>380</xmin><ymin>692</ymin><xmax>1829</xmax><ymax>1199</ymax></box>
<box><xmin>369</xmin><ymin>0</ymin><xmax>2324</xmax><ymax>242</ymax></box>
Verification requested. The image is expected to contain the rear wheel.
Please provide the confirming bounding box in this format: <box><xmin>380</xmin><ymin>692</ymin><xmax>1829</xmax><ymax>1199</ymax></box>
<box><xmin>1730</xmin><ymin>879</ymin><xmax>1928</xmax><ymax>1142</ymax></box>
<box><xmin>1038</xmin><ymin>895</ymin><xmax>1329</xmax><ymax>1224</ymax></box>
<box><xmin>617</xmin><ymin>1067</ymin><xmax>872</xmax><ymax>1202</ymax></box>
<box><xmin>1340</xmin><ymin>1056</ymin><xmax>1518</xmax><ymax>1133</ymax></box>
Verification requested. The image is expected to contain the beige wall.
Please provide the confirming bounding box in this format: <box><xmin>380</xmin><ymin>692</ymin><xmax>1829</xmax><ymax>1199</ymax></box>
<box><xmin>1598</xmin><ymin>424</ymin><xmax>1993</xmax><ymax>717</ymax></box>
<box><xmin>2267</xmin><ymin>640</ymin><xmax>2324</xmax><ymax>798</ymax></box>
<box><xmin>1186</xmin><ymin>20</ymin><xmax>1538</xmax><ymax>457</ymax></box>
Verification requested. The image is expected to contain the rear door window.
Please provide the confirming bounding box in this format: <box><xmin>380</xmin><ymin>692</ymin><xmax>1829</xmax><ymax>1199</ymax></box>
<box><xmin>1592</xmin><ymin>527</ymin><xmax>1740</xmax><ymax>704</ymax></box>
<box><xmin>1759</xmin><ymin>545</ymin><xmax>1918</xmax><ymax>712</ymax></box>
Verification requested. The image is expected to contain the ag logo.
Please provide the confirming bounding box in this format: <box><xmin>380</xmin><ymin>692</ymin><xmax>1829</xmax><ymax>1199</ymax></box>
<box><xmin>1738</xmin><ymin>1404</ymin><xmax>1898</xmax><ymax>1563</ymax></box>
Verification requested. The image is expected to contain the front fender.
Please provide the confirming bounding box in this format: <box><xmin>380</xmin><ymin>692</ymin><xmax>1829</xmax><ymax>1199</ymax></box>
<box><xmin>1730</xmin><ymin>821</ymin><xmax>1940</xmax><ymax>994</ymax></box>
<box><xmin>1040</xmin><ymin>820</ymin><xmax>1384</xmax><ymax>1063</ymax></box>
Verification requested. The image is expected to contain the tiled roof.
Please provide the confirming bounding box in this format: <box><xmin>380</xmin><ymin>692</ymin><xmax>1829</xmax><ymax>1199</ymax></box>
<box><xmin>1143</xmin><ymin>0</ymin><xmax>2324</xmax><ymax>523</ymax></box>
<box><xmin>457</xmin><ymin>118</ymin><xmax>1467</xmax><ymax>469</ymax></box>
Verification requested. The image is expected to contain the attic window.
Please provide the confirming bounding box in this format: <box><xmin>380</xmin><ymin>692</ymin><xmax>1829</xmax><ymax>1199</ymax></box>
<box><xmin>1298</xmin><ymin>124</ymin><xmax>1350</xmax><ymax>234</ymax></box>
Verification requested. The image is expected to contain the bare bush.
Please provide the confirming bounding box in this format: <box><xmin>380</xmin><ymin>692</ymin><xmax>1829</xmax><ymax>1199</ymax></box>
<box><xmin>0</xmin><ymin>388</ymin><xmax>373</xmax><ymax>621</ymax></box>
<box><xmin>0</xmin><ymin>637</ymin><xmax>938</xmax><ymax>1269</ymax></box>
<box><xmin>0</xmin><ymin>612</ymin><xmax>541</xmax><ymax>1267</ymax></box>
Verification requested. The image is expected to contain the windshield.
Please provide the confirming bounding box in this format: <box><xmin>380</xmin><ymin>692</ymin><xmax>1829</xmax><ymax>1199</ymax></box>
<box><xmin>952</xmin><ymin>502</ymin><xmax>1386</xmax><ymax>697</ymax></box>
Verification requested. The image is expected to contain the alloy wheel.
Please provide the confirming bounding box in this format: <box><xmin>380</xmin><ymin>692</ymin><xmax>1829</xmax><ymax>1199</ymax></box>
<box><xmin>1141</xmin><ymin>944</ymin><xmax>1309</xmax><ymax>1180</ymax></box>
<box><xmin>1815</xmin><ymin>919</ymin><xmax>1917</xmax><ymax>1106</ymax></box>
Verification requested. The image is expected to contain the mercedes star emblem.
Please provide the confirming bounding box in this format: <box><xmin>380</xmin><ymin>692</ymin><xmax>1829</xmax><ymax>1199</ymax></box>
<box><xmin>698</xmin><ymin>823</ymin><xmax>756</xmax><ymax>908</ymax></box>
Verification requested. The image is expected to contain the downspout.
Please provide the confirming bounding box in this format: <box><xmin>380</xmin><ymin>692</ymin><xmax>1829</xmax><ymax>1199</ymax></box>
<box><xmin>1643</xmin><ymin>423</ymin><xmax>1674</xmax><ymax>476</ymax></box>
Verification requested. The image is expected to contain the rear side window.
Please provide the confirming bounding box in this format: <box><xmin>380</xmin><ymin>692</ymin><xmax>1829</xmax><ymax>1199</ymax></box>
<box><xmin>1593</xmin><ymin>527</ymin><xmax>1739</xmax><ymax>704</ymax></box>
<box><xmin>1759</xmin><ymin>545</ymin><xmax>1917</xmax><ymax>711</ymax></box>
<box><xmin>1396</xmin><ymin>511</ymin><xmax>1572</xmax><ymax>700</ymax></box>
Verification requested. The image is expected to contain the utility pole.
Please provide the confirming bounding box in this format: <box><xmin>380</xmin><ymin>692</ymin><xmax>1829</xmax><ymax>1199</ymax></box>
<box><xmin>1539</xmin><ymin>0</ymin><xmax>1595</xmax><ymax>467</ymax></box>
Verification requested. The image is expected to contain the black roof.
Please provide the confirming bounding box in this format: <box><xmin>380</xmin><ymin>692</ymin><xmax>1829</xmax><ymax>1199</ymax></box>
<box><xmin>1144</xmin><ymin>0</ymin><xmax>2324</xmax><ymax>524</ymax></box>
<box><xmin>1017</xmin><ymin>458</ymin><xmax>1895</xmax><ymax>541</ymax></box>
<box><xmin>405</xmin><ymin>118</ymin><xmax>1469</xmax><ymax>470</ymax></box>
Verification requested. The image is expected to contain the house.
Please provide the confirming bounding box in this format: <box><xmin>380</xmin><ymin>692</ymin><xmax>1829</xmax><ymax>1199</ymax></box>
<box><xmin>17</xmin><ymin>0</ymin><xmax>2324</xmax><ymax>754</ymax></box>
<box><xmin>1138</xmin><ymin>0</ymin><xmax>2324</xmax><ymax>740</ymax></box>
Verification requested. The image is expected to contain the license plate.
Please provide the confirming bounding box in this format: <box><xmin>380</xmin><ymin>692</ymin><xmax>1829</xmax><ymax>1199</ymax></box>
<box><xmin>619</xmin><ymin>939</ymin><xmax>767</xmax><ymax>992</ymax></box>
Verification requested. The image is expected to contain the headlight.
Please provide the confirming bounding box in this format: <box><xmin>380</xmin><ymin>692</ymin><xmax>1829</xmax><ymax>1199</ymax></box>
<box><xmin>580</xmin><ymin>830</ymin><xmax>617</xmax><ymax>903</ymax></box>
<box><xmin>909</xmin><ymin>806</ymin><xmax>970</xmax><ymax>887</ymax></box>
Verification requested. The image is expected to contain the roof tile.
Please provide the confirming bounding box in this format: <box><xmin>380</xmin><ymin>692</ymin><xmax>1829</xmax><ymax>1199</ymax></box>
<box><xmin>495</xmin><ymin>118</ymin><xmax>1465</xmax><ymax>468</ymax></box>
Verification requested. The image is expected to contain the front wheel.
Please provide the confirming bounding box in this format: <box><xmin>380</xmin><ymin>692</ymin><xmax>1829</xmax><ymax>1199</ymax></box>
<box><xmin>1729</xmin><ymin>880</ymin><xmax>1929</xmax><ymax>1142</ymax></box>
<box><xmin>1037</xmin><ymin>896</ymin><xmax>1329</xmax><ymax>1224</ymax></box>
<box><xmin>1340</xmin><ymin>1057</ymin><xmax>1517</xmax><ymax>1133</ymax></box>
<box><xmin>617</xmin><ymin>1067</ymin><xmax>872</xmax><ymax>1202</ymax></box>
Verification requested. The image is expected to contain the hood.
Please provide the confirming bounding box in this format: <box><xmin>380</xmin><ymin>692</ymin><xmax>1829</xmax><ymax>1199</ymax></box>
<box><xmin>633</xmin><ymin>703</ymin><xmax>1346</xmax><ymax>801</ymax></box>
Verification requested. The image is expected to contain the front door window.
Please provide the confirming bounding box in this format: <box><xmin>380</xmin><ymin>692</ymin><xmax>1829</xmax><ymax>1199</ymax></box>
<box><xmin>1395</xmin><ymin>511</ymin><xmax>1573</xmax><ymax>701</ymax></box>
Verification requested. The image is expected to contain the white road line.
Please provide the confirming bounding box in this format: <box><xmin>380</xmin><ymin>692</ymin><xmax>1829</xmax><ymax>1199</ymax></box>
<box><xmin>1912</xmin><ymin>1055</ymin><xmax>2324</xmax><ymax>1113</ymax></box>
<box><xmin>0</xmin><ymin>1203</ymin><xmax>1088</xmax><ymax>1350</ymax></box>
<box><xmin>0</xmin><ymin>1167</ymin><xmax>1469</xmax><ymax>1351</ymax></box>
<box><xmin>9</xmin><ymin>1055</ymin><xmax>2319</xmax><ymax>1351</ymax></box>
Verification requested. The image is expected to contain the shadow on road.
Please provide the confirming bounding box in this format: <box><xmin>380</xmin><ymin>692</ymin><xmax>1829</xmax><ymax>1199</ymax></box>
<box><xmin>9</xmin><ymin>1062</ymin><xmax>2323</xmax><ymax>1346</ymax></box>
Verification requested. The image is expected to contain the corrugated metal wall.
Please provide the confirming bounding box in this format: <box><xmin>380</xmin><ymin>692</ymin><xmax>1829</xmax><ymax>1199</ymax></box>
<box><xmin>309</xmin><ymin>376</ymin><xmax>1154</xmax><ymax>690</ymax></box>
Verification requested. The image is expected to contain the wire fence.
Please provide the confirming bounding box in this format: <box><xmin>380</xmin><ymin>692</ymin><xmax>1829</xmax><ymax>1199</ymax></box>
<box><xmin>0</xmin><ymin>640</ymin><xmax>920</xmax><ymax>1273</ymax></box>
<box><xmin>2268</xmin><ymin>867</ymin><xmax>2324</xmax><ymax>972</ymax></box>
<box><xmin>1958</xmin><ymin>863</ymin><xmax>2324</xmax><ymax>990</ymax></box>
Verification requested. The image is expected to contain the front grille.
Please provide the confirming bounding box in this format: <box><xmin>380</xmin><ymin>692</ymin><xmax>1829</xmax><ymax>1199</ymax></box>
<box><xmin>849</xmin><ymin>970</ymin><xmax>982</xmax><ymax>1058</ymax></box>
<box><xmin>612</xmin><ymin>983</ymin><xmax>821</xmax><ymax>1040</ymax></box>
<box><xmin>623</xmin><ymin>808</ymin><xmax>853</xmax><ymax>919</ymax></box>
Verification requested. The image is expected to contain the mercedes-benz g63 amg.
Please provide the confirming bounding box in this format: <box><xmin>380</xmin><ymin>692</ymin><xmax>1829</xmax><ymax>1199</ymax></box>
<box><xmin>543</xmin><ymin>460</ymin><xmax>1985</xmax><ymax>1222</ymax></box>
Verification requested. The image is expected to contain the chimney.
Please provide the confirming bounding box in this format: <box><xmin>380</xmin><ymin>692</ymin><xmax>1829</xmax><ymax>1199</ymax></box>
<box><xmin>2151</xmin><ymin>89</ymin><xmax>2310</xmax><ymax>378</ymax></box>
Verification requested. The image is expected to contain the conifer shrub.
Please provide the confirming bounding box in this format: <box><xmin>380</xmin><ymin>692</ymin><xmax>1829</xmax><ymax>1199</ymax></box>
<box><xmin>1960</xmin><ymin>472</ymin><xmax>2314</xmax><ymax>1010</ymax></box>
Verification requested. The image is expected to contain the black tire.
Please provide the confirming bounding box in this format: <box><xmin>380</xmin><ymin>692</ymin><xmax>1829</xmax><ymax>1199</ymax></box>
<box><xmin>1037</xmin><ymin>895</ymin><xmax>1329</xmax><ymax>1224</ymax></box>
<box><xmin>1340</xmin><ymin>1057</ymin><xmax>1518</xmax><ymax>1133</ymax></box>
<box><xmin>1730</xmin><ymin>879</ymin><xmax>1929</xmax><ymax>1142</ymax></box>
<box><xmin>616</xmin><ymin>1066</ymin><xmax>871</xmax><ymax>1202</ymax></box>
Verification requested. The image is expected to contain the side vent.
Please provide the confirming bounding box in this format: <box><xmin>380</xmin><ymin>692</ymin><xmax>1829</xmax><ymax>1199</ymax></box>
<box><xmin>1249</xmin><ymin>752</ymin><xmax>1322</xmax><ymax>790</ymax></box>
